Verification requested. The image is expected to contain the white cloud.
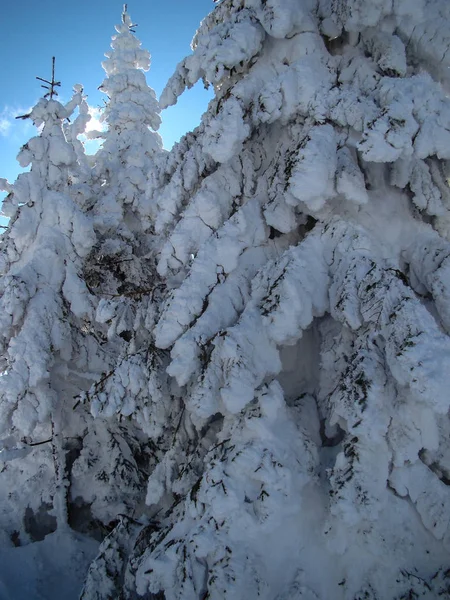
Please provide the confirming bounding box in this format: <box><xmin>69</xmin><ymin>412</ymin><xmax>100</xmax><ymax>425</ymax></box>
<box><xmin>0</xmin><ymin>105</ymin><xmax>34</xmax><ymax>139</ymax></box>
<box><xmin>0</xmin><ymin>117</ymin><xmax>11</xmax><ymax>136</ymax></box>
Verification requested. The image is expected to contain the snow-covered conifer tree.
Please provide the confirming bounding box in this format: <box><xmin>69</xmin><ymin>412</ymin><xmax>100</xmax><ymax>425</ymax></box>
<box><xmin>3</xmin><ymin>1</ymin><xmax>450</xmax><ymax>598</ymax></box>
<box><xmin>0</xmin><ymin>58</ymin><xmax>155</xmax><ymax>596</ymax></box>
<box><xmin>82</xmin><ymin>1</ymin><xmax>450</xmax><ymax>598</ymax></box>
<box><xmin>80</xmin><ymin>3</ymin><xmax>167</xmax><ymax>401</ymax></box>
<box><xmin>0</xmin><ymin>74</ymin><xmax>106</xmax><ymax>544</ymax></box>
<box><xmin>82</xmin><ymin>4</ymin><xmax>165</xmax><ymax>388</ymax></box>
<box><xmin>89</xmin><ymin>3</ymin><xmax>163</xmax><ymax>235</ymax></box>
<box><xmin>81</xmin><ymin>5</ymin><xmax>172</xmax><ymax>444</ymax></box>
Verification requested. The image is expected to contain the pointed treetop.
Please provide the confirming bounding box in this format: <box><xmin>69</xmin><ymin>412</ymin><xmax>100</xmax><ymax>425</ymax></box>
<box><xmin>16</xmin><ymin>57</ymin><xmax>62</xmax><ymax>121</ymax></box>
<box><xmin>96</xmin><ymin>3</ymin><xmax>162</xmax><ymax>133</ymax></box>
<box><xmin>116</xmin><ymin>3</ymin><xmax>138</xmax><ymax>34</ymax></box>
<box><xmin>102</xmin><ymin>4</ymin><xmax>151</xmax><ymax>76</ymax></box>
<box><xmin>36</xmin><ymin>56</ymin><xmax>61</xmax><ymax>100</ymax></box>
<box><xmin>122</xmin><ymin>4</ymin><xmax>134</xmax><ymax>26</ymax></box>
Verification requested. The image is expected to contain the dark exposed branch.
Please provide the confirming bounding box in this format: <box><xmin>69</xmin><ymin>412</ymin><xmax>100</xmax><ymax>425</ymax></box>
<box><xmin>36</xmin><ymin>57</ymin><xmax>61</xmax><ymax>100</ymax></box>
<box><xmin>16</xmin><ymin>57</ymin><xmax>62</xmax><ymax>122</ymax></box>
<box><xmin>25</xmin><ymin>437</ymin><xmax>53</xmax><ymax>447</ymax></box>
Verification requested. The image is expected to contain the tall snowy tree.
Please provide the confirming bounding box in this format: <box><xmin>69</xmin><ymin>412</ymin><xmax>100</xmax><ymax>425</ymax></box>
<box><xmin>80</xmin><ymin>5</ymin><xmax>173</xmax><ymax>445</ymax></box>
<box><xmin>0</xmin><ymin>56</ymin><xmax>156</xmax><ymax>598</ymax></box>
<box><xmin>82</xmin><ymin>4</ymin><xmax>168</xmax><ymax>415</ymax></box>
<box><xmin>0</xmin><ymin>70</ymin><xmax>106</xmax><ymax>545</ymax></box>
<box><xmin>73</xmin><ymin>6</ymin><xmax>171</xmax><ymax>556</ymax></box>
<box><xmin>81</xmin><ymin>0</ymin><xmax>450</xmax><ymax>599</ymax></box>
<box><xmin>89</xmin><ymin>3</ymin><xmax>163</xmax><ymax>232</ymax></box>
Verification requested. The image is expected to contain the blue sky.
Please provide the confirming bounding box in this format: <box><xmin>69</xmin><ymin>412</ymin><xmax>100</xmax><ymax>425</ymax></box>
<box><xmin>0</xmin><ymin>0</ymin><xmax>214</xmax><ymax>221</ymax></box>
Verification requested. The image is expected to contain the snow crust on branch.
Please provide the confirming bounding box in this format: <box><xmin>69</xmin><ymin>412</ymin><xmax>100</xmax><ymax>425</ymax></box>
<box><xmin>117</xmin><ymin>1</ymin><xmax>450</xmax><ymax>598</ymax></box>
<box><xmin>0</xmin><ymin>94</ymin><xmax>99</xmax><ymax>436</ymax></box>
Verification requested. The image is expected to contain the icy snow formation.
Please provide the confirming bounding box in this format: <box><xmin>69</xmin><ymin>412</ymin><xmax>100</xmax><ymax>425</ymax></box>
<box><xmin>3</xmin><ymin>1</ymin><xmax>450</xmax><ymax>599</ymax></box>
<box><xmin>99</xmin><ymin>0</ymin><xmax>450</xmax><ymax>598</ymax></box>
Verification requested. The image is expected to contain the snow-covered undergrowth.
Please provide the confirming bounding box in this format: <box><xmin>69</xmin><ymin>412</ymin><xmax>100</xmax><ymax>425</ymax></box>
<box><xmin>2</xmin><ymin>1</ymin><xmax>450</xmax><ymax>599</ymax></box>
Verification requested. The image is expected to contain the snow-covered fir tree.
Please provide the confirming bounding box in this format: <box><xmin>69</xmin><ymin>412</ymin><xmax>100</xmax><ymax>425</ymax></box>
<box><xmin>3</xmin><ymin>1</ymin><xmax>450</xmax><ymax>599</ymax></box>
<box><xmin>81</xmin><ymin>6</ymin><xmax>171</xmax><ymax>440</ymax></box>
<box><xmin>0</xmin><ymin>77</ymin><xmax>105</xmax><ymax>550</ymax></box>
<box><xmin>80</xmin><ymin>6</ymin><xmax>175</xmax><ymax>465</ymax></box>
<box><xmin>89</xmin><ymin>3</ymin><xmax>162</xmax><ymax>231</ymax></box>
<box><xmin>69</xmin><ymin>6</ymin><xmax>167</xmax><ymax>540</ymax></box>
<box><xmin>0</xmin><ymin>53</ymin><xmax>154</xmax><ymax>583</ymax></box>
<box><xmin>82</xmin><ymin>0</ymin><xmax>450</xmax><ymax>599</ymax></box>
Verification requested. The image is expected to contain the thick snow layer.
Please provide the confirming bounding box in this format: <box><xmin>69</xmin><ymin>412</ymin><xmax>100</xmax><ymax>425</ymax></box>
<box><xmin>3</xmin><ymin>0</ymin><xmax>450</xmax><ymax>599</ymax></box>
<box><xmin>133</xmin><ymin>0</ymin><xmax>450</xmax><ymax>597</ymax></box>
<box><xmin>92</xmin><ymin>4</ymin><xmax>163</xmax><ymax>240</ymax></box>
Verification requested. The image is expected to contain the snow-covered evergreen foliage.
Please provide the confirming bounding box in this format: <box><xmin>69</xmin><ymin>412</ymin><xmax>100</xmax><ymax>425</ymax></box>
<box><xmin>86</xmin><ymin>0</ymin><xmax>450</xmax><ymax>598</ymax></box>
<box><xmin>0</xmin><ymin>86</ymin><xmax>107</xmax><ymax>543</ymax></box>
<box><xmin>90</xmin><ymin>4</ymin><xmax>163</xmax><ymax>233</ymax></box>
<box><xmin>82</xmin><ymin>6</ymin><xmax>173</xmax><ymax>454</ymax></box>
<box><xmin>3</xmin><ymin>1</ymin><xmax>450</xmax><ymax>599</ymax></box>
<box><xmin>73</xmin><ymin>6</ymin><xmax>167</xmax><ymax>542</ymax></box>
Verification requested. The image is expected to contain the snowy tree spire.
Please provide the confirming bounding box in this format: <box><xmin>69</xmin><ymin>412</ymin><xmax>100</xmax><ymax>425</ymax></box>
<box><xmin>81</xmin><ymin>6</ymin><xmax>167</xmax><ymax>421</ymax></box>
<box><xmin>91</xmin><ymin>3</ymin><xmax>163</xmax><ymax>227</ymax></box>
<box><xmin>82</xmin><ymin>5</ymin><xmax>166</xmax><ymax>359</ymax></box>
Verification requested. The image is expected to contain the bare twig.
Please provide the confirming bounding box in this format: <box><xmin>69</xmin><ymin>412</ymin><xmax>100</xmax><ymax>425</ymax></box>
<box><xmin>16</xmin><ymin>57</ymin><xmax>61</xmax><ymax>121</ymax></box>
<box><xmin>172</xmin><ymin>405</ymin><xmax>185</xmax><ymax>445</ymax></box>
<box><xmin>27</xmin><ymin>437</ymin><xmax>53</xmax><ymax>447</ymax></box>
<box><xmin>36</xmin><ymin>57</ymin><xmax>61</xmax><ymax>99</ymax></box>
<box><xmin>33</xmin><ymin>58</ymin><xmax>62</xmax><ymax>99</ymax></box>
